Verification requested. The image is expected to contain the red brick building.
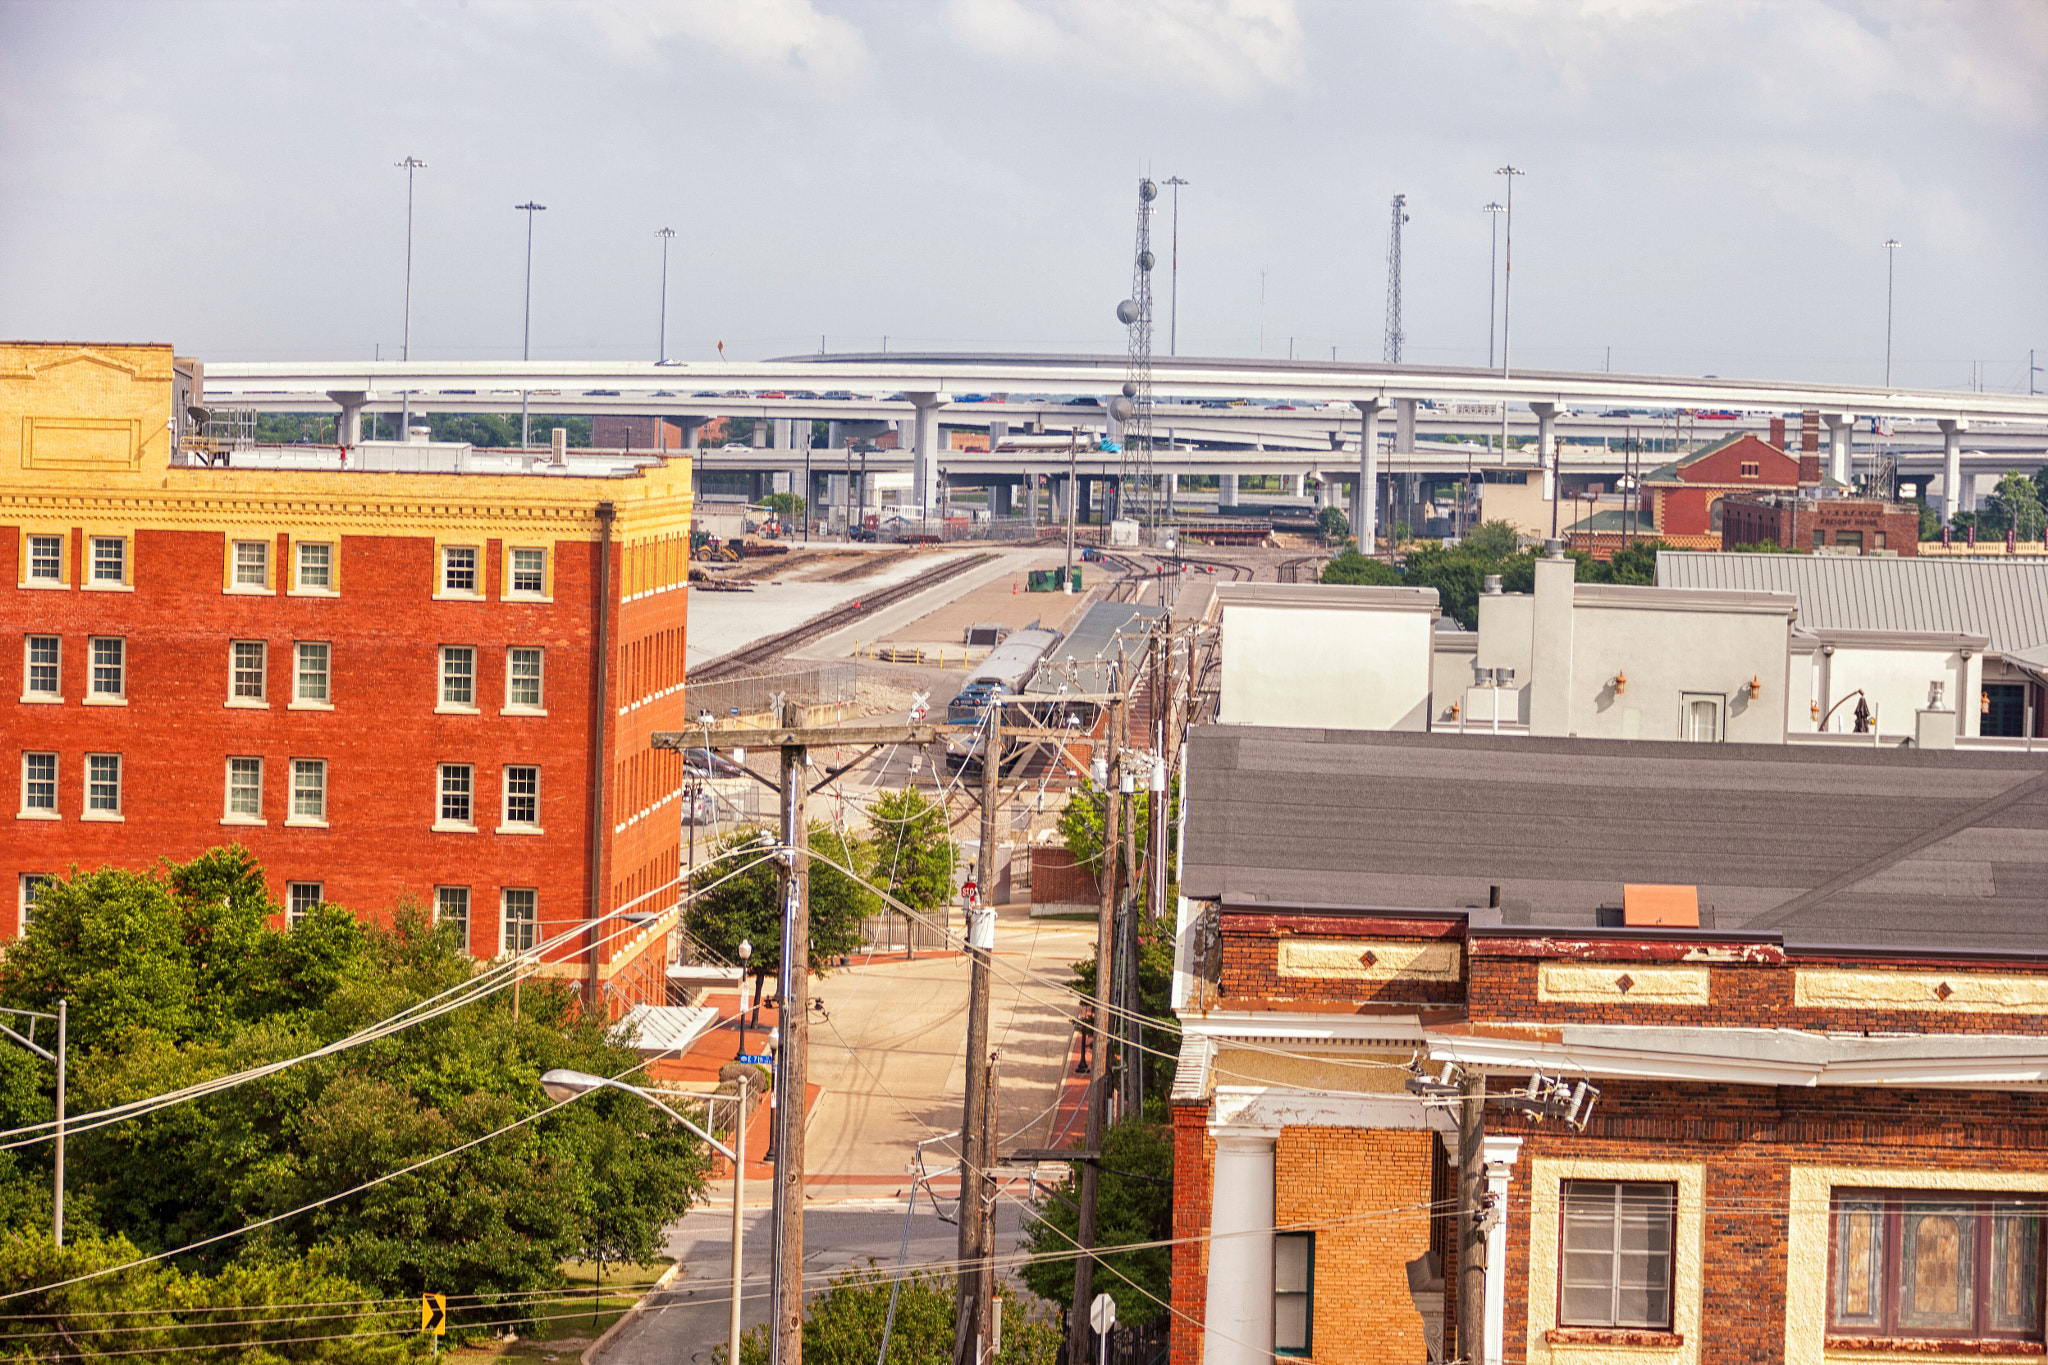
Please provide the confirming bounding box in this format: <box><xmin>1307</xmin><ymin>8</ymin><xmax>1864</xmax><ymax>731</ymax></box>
<box><xmin>3</xmin><ymin>343</ymin><xmax>694</xmax><ymax>1015</ymax></box>
<box><xmin>1169</xmin><ymin>726</ymin><xmax>2048</xmax><ymax>1365</ymax></box>
<box><xmin>1639</xmin><ymin>431</ymin><xmax>1821</xmax><ymax>539</ymax></box>
<box><xmin>1720</xmin><ymin>492</ymin><xmax>1922</xmax><ymax>555</ymax></box>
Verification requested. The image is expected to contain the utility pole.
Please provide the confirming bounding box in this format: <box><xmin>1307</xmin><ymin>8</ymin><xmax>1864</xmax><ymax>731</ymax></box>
<box><xmin>1164</xmin><ymin>176</ymin><xmax>1189</xmax><ymax>357</ymax></box>
<box><xmin>656</xmin><ymin>226</ymin><xmax>676</xmax><ymax>363</ymax></box>
<box><xmin>1495</xmin><ymin>166</ymin><xmax>1525</xmax><ymax>380</ymax></box>
<box><xmin>396</xmin><ymin>156</ymin><xmax>426</xmax><ymax>440</ymax></box>
<box><xmin>956</xmin><ymin>702</ymin><xmax>1001</xmax><ymax>1365</ymax></box>
<box><xmin>1457</xmin><ymin>1069</ymin><xmax>1487</xmax><ymax>1365</ymax></box>
<box><xmin>1064</xmin><ymin>433</ymin><xmax>1079</xmax><ymax>592</ymax></box>
<box><xmin>1067</xmin><ymin>692</ymin><xmax>1123</xmax><ymax>1365</ymax></box>
<box><xmin>1119</xmin><ymin>688</ymin><xmax>1142</xmax><ymax>1118</ymax></box>
<box><xmin>1483</xmin><ymin>202</ymin><xmax>1505</xmax><ymax>369</ymax></box>
<box><xmin>516</xmin><ymin>200</ymin><xmax>547</xmax><ymax>448</ymax></box>
<box><xmin>770</xmin><ymin>714</ymin><xmax>812</xmax><ymax>1365</ymax></box>
<box><xmin>1883</xmin><ymin>239</ymin><xmax>1903</xmax><ymax>387</ymax></box>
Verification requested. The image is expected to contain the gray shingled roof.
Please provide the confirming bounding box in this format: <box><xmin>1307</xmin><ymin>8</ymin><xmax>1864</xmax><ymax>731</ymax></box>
<box><xmin>1657</xmin><ymin>550</ymin><xmax>2048</xmax><ymax>654</ymax></box>
<box><xmin>1183</xmin><ymin>724</ymin><xmax>2048</xmax><ymax>953</ymax></box>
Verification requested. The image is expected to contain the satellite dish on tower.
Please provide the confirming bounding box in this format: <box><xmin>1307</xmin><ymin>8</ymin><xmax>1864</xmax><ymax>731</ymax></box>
<box><xmin>1115</xmin><ymin>300</ymin><xmax>1140</xmax><ymax>325</ymax></box>
<box><xmin>1121</xmin><ymin>382</ymin><xmax>1137</xmax><ymax>398</ymax></box>
<box><xmin>1108</xmin><ymin>396</ymin><xmax>1135</xmax><ymax>422</ymax></box>
<box><xmin>1137</xmin><ymin>250</ymin><xmax>1155</xmax><ymax>272</ymax></box>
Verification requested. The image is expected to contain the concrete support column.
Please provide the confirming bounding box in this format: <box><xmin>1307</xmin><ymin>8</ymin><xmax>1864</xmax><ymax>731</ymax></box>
<box><xmin>1395</xmin><ymin>396</ymin><xmax>1418</xmax><ymax>453</ymax></box>
<box><xmin>1219</xmin><ymin>472</ymin><xmax>1240</xmax><ymax>510</ymax></box>
<box><xmin>1354</xmin><ymin>400</ymin><xmax>1383</xmax><ymax>550</ymax></box>
<box><xmin>905</xmin><ymin>394</ymin><xmax>947</xmax><ymax>517</ymax></box>
<box><xmin>1481</xmin><ymin>1136</ymin><xmax>1524</xmax><ymax>1365</ymax></box>
<box><xmin>1026</xmin><ymin>476</ymin><xmax>1039</xmax><ymax>525</ymax></box>
<box><xmin>327</xmin><ymin>391</ymin><xmax>368</xmax><ymax>450</ymax></box>
<box><xmin>1286</xmin><ymin>472</ymin><xmax>1304</xmax><ymax>498</ymax></box>
<box><xmin>991</xmin><ymin>482</ymin><xmax>1013</xmax><ymax>518</ymax></box>
<box><xmin>1202</xmin><ymin>1132</ymin><xmax>1277</xmax><ymax>1365</ymax></box>
<box><xmin>1824</xmin><ymin>412</ymin><xmax>1855</xmax><ymax>486</ymax></box>
<box><xmin>1938</xmin><ymin>419</ymin><xmax>1967</xmax><ymax>517</ymax></box>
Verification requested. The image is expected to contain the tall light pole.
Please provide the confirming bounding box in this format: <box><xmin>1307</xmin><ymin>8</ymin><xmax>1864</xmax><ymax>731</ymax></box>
<box><xmin>1883</xmin><ymin>238</ymin><xmax>1902</xmax><ymax>387</ymax></box>
<box><xmin>516</xmin><ymin>201</ymin><xmax>547</xmax><ymax>447</ymax></box>
<box><xmin>656</xmin><ymin>226</ymin><xmax>677</xmax><ymax>363</ymax></box>
<box><xmin>397</xmin><ymin>157</ymin><xmax>427</xmax><ymax>439</ymax></box>
<box><xmin>1495</xmin><ymin>166</ymin><xmax>1526</xmax><ymax>379</ymax></box>
<box><xmin>1163</xmin><ymin>176</ymin><xmax>1189</xmax><ymax>356</ymax></box>
<box><xmin>542</xmin><ymin>1070</ymin><xmax>746</xmax><ymax>1365</ymax></box>
<box><xmin>1483</xmin><ymin>202</ymin><xmax>1505</xmax><ymax>369</ymax></box>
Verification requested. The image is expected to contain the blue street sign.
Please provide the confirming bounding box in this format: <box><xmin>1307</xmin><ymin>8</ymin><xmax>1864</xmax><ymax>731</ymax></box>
<box><xmin>738</xmin><ymin>1053</ymin><xmax>772</xmax><ymax>1065</ymax></box>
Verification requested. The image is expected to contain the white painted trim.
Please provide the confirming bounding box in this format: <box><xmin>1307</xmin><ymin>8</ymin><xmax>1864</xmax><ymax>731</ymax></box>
<box><xmin>1208</xmin><ymin>1084</ymin><xmax>1443</xmax><ymax>1135</ymax></box>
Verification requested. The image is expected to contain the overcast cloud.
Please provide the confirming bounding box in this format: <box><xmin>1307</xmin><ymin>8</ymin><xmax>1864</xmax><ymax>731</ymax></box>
<box><xmin>1</xmin><ymin>0</ymin><xmax>2042</xmax><ymax>390</ymax></box>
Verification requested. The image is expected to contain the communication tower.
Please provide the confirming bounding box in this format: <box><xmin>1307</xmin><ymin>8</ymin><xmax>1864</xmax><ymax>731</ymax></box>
<box><xmin>1384</xmin><ymin>194</ymin><xmax>1410</xmax><ymax>363</ymax></box>
<box><xmin>1115</xmin><ymin>178</ymin><xmax>1158</xmax><ymax>528</ymax></box>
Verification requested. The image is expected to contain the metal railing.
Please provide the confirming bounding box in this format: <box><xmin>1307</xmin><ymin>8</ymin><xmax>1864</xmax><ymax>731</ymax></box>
<box><xmin>684</xmin><ymin>664</ymin><xmax>858</xmax><ymax>722</ymax></box>
<box><xmin>859</xmin><ymin>909</ymin><xmax>957</xmax><ymax>954</ymax></box>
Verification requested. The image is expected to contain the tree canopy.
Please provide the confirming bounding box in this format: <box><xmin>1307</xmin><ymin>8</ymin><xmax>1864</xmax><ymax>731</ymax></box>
<box><xmin>1321</xmin><ymin>520</ymin><xmax>1673</xmax><ymax>627</ymax></box>
<box><xmin>1019</xmin><ymin>1116</ymin><xmax>1174</xmax><ymax>1327</ymax></box>
<box><xmin>727</xmin><ymin>1266</ymin><xmax>1058</xmax><ymax>1365</ymax></box>
<box><xmin>863</xmin><ymin>789</ymin><xmax>958</xmax><ymax>915</ymax></box>
<box><xmin>686</xmin><ymin>824</ymin><xmax>877</xmax><ymax>974</ymax></box>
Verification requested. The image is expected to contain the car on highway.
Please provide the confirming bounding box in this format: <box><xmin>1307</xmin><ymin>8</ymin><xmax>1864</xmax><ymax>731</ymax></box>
<box><xmin>821</xmin><ymin>390</ymin><xmax>858</xmax><ymax>401</ymax></box>
<box><xmin>756</xmin><ymin>391</ymin><xmax>787</xmax><ymax>400</ymax></box>
<box><xmin>1064</xmin><ymin>396</ymin><xmax>1101</xmax><ymax>406</ymax></box>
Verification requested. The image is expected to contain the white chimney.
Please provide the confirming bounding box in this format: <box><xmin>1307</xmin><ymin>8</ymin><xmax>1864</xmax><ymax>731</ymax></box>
<box><xmin>550</xmin><ymin>427</ymin><xmax>568</xmax><ymax>467</ymax></box>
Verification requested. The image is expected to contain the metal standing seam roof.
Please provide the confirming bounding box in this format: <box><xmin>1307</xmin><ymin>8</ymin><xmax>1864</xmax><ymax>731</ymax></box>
<box><xmin>1025</xmin><ymin>601</ymin><xmax>1164</xmax><ymax>694</ymax></box>
<box><xmin>1657</xmin><ymin>550</ymin><xmax>2048</xmax><ymax>655</ymax></box>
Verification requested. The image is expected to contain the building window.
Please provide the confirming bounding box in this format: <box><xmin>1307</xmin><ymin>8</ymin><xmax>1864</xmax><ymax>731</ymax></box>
<box><xmin>509</xmin><ymin>547</ymin><xmax>547</xmax><ymax>596</ymax></box>
<box><xmin>19</xmin><ymin>874</ymin><xmax>52</xmax><ymax>931</ymax></box>
<box><xmin>502</xmin><ymin>888</ymin><xmax>538</xmax><ymax>954</ymax></box>
<box><xmin>440</xmin><ymin>647</ymin><xmax>476</xmax><ymax>708</ymax></box>
<box><xmin>1275</xmin><ymin>1232</ymin><xmax>1314</xmax><ymax>1355</ymax></box>
<box><xmin>435</xmin><ymin>886</ymin><xmax>471</xmax><ymax>952</ymax></box>
<box><xmin>1740</xmin><ymin>461</ymin><xmax>1761</xmax><ymax>478</ymax></box>
<box><xmin>1830</xmin><ymin>1191</ymin><xmax>2044</xmax><ymax>1343</ymax></box>
<box><xmin>438</xmin><ymin>764</ymin><xmax>474</xmax><ymax>827</ymax></box>
<box><xmin>231</xmin><ymin>641</ymin><xmax>267</xmax><ymax>702</ymax></box>
<box><xmin>232</xmin><ymin>539</ymin><xmax>269</xmax><ymax>590</ymax></box>
<box><xmin>90</xmin><ymin>536</ymin><xmax>126</xmax><ymax>584</ymax></box>
<box><xmin>1560</xmin><ymin>1181</ymin><xmax>1676</xmax><ymax>1330</ymax></box>
<box><xmin>24</xmin><ymin>636</ymin><xmax>59</xmax><ymax>700</ymax></box>
<box><xmin>441</xmin><ymin>545</ymin><xmax>479</xmax><ymax>595</ymax></box>
<box><xmin>21</xmin><ymin>753</ymin><xmax>56</xmax><ymax>816</ymax></box>
<box><xmin>225</xmin><ymin>757</ymin><xmax>263</xmax><ymax>820</ymax></box>
<box><xmin>89</xmin><ymin>637</ymin><xmax>124</xmax><ymax>699</ymax></box>
<box><xmin>295</xmin><ymin>541</ymin><xmax>333</xmax><ymax>591</ymax></box>
<box><xmin>506</xmin><ymin>647</ymin><xmax>544</xmax><ymax>710</ymax></box>
<box><xmin>85</xmin><ymin>754</ymin><xmax>121</xmax><ymax>817</ymax></box>
<box><xmin>295</xmin><ymin>643</ymin><xmax>330</xmax><ymax>704</ymax></box>
<box><xmin>291</xmin><ymin>758</ymin><xmax>326</xmax><ymax>821</ymax></box>
<box><xmin>1814</xmin><ymin>528</ymin><xmax>1827</xmax><ymax>549</ymax></box>
<box><xmin>502</xmin><ymin>765</ymin><xmax>539</xmax><ymax>829</ymax></box>
<box><xmin>1837</xmin><ymin>530</ymin><xmax>1865</xmax><ymax>551</ymax></box>
<box><xmin>286</xmin><ymin>882</ymin><xmax>323</xmax><ymax>926</ymax></box>
<box><xmin>25</xmin><ymin>534</ymin><xmax>63</xmax><ymax>584</ymax></box>
<box><xmin>1681</xmin><ymin>693</ymin><xmax>1724</xmax><ymax>743</ymax></box>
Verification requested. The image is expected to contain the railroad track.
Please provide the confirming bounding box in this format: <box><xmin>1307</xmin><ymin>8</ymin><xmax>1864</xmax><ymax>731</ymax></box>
<box><xmin>692</xmin><ymin>552</ymin><xmax>996</xmax><ymax>682</ymax></box>
<box><xmin>1276</xmin><ymin>555</ymin><xmax>1328</xmax><ymax>584</ymax></box>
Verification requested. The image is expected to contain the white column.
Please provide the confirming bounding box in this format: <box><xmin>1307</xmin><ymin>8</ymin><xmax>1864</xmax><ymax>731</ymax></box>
<box><xmin>1530</xmin><ymin>402</ymin><xmax>1558</xmax><ymax>504</ymax></box>
<box><xmin>1480</xmin><ymin>1136</ymin><xmax>1524</xmax><ymax>1365</ymax></box>
<box><xmin>907</xmin><ymin>393</ymin><xmax>948</xmax><ymax>517</ymax></box>
<box><xmin>1355</xmin><ymin>399</ymin><xmax>1383</xmax><ymax>550</ymax></box>
<box><xmin>1939</xmin><ymin>419</ymin><xmax>1967</xmax><ymax>517</ymax></box>
<box><xmin>327</xmin><ymin>390</ymin><xmax>367</xmax><ymax>449</ymax></box>
<box><xmin>1396</xmin><ymin>396</ymin><xmax>1418</xmax><ymax>453</ymax></box>
<box><xmin>1203</xmin><ymin>1131</ymin><xmax>1277</xmax><ymax>1365</ymax></box>
<box><xmin>1219</xmin><ymin>472</ymin><xmax>1240</xmax><ymax>509</ymax></box>
<box><xmin>1824</xmin><ymin>412</ymin><xmax>1854</xmax><ymax>486</ymax></box>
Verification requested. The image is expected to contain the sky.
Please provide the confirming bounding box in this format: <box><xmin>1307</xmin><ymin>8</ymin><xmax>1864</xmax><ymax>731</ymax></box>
<box><xmin>1</xmin><ymin>0</ymin><xmax>2044</xmax><ymax>391</ymax></box>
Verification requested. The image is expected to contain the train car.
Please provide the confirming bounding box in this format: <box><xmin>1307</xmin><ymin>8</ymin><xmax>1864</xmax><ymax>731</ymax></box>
<box><xmin>945</xmin><ymin>626</ymin><xmax>1063</xmax><ymax>725</ymax></box>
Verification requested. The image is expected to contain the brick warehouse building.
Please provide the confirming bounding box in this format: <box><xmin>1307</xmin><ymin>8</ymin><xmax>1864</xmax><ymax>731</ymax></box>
<box><xmin>2</xmin><ymin>342</ymin><xmax>694</xmax><ymax>1014</ymax></box>
<box><xmin>1168</xmin><ymin>725</ymin><xmax>2048</xmax><ymax>1364</ymax></box>
<box><xmin>1720</xmin><ymin>491</ymin><xmax>1922</xmax><ymax>556</ymax></box>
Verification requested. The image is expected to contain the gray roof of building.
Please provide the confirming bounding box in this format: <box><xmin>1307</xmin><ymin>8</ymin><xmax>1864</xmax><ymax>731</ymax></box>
<box><xmin>1657</xmin><ymin>550</ymin><xmax>2048</xmax><ymax>654</ymax></box>
<box><xmin>1182</xmin><ymin>724</ymin><xmax>2048</xmax><ymax>953</ymax></box>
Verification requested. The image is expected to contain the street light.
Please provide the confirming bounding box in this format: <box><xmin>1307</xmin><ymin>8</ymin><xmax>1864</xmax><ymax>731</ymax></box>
<box><xmin>1883</xmin><ymin>238</ymin><xmax>1903</xmax><ymax>387</ymax></box>
<box><xmin>656</xmin><ymin>227</ymin><xmax>677</xmax><ymax>364</ymax></box>
<box><xmin>1494</xmin><ymin>166</ymin><xmax>1526</xmax><ymax>379</ymax></box>
<box><xmin>541</xmin><ymin>1069</ymin><xmax>747</xmax><ymax>1365</ymax></box>
<box><xmin>396</xmin><ymin>157</ymin><xmax>427</xmax><ymax>439</ymax></box>
<box><xmin>1482</xmin><ymin>202</ymin><xmax>1505</xmax><ymax>369</ymax></box>
<box><xmin>736</xmin><ymin>938</ymin><xmax>754</xmax><ymax>1057</ymax></box>
<box><xmin>1163</xmin><ymin>176</ymin><xmax>1189</xmax><ymax>357</ymax></box>
<box><xmin>516</xmin><ymin>201</ymin><xmax>548</xmax><ymax>447</ymax></box>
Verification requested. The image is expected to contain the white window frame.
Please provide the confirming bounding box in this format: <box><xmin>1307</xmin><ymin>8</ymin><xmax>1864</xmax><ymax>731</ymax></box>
<box><xmin>503</xmin><ymin>646</ymin><xmax>546</xmax><ymax>715</ymax></box>
<box><xmin>498</xmin><ymin>764</ymin><xmax>542</xmax><ymax>834</ymax></box>
<box><xmin>18</xmin><ymin>874</ymin><xmax>52</xmax><ymax>934</ymax></box>
<box><xmin>292</xmin><ymin>642</ymin><xmax>332</xmax><ymax>709</ymax></box>
<box><xmin>86</xmin><ymin>536</ymin><xmax>130</xmax><ymax>590</ymax></box>
<box><xmin>23</xmin><ymin>533</ymin><xmax>65</xmax><ymax>588</ymax></box>
<box><xmin>291</xmin><ymin>540</ymin><xmax>337</xmax><ymax>596</ymax></box>
<box><xmin>1559</xmin><ymin>1180</ymin><xmax>1678</xmax><ymax>1331</ymax></box>
<box><xmin>22</xmin><ymin>635</ymin><xmax>61</xmax><ymax>703</ymax></box>
<box><xmin>436</xmin><ymin>763</ymin><xmax>475</xmax><ymax>831</ymax></box>
<box><xmin>502</xmin><ymin>887</ymin><xmax>538</xmax><ymax>954</ymax></box>
<box><xmin>223</xmin><ymin>756</ymin><xmax>265</xmax><ymax>825</ymax></box>
<box><xmin>85</xmin><ymin>636</ymin><xmax>125</xmax><ymax>705</ymax></box>
<box><xmin>438</xmin><ymin>544</ymin><xmax>481</xmax><ymax>599</ymax></box>
<box><xmin>229</xmin><ymin>539</ymin><xmax>272</xmax><ymax>594</ymax></box>
<box><xmin>229</xmin><ymin>640</ymin><xmax>268</xmax><ymax>707</ymax></box>
<box><xmin>438</xmin><ymin>646</ymin><xmax>478</xmax><ymax>713</ymax></box>
<box><xmin>83</xmin><ymin>753</ymin><xmax>122</xmax><ymax>821</ymax></box>
<box><xmin>19</xmin><ymin>752</ymin><xmax>57</xmax><ymax>820</ymax></box>
<box><xmin>505</xmin><ymin>546</ymin><xmax>549</xmax><ymax>600</ymax></box>
<box><xmin>1679</xmin><ymin>692</ymin><xmax>1724</xmax><ymax>744</ymax></box>
<box><xmin>435</xmin><ymin>885</ymin><xmax>472</xmax><ymax>954</ymax></box>
<box><xmin>288</xmin><ymin>758</ymin><xmax>327</xmax><ymax>827</ymax></box>
<box><xmin>286</xmin><ymin>882</ymin><xmax>323</xmax><ymax>926</ymax></box>
<box><xmin>1275</xmin><ymin>1231</ymin><xmax>1314</xmax><ymax>1356</ymax></box>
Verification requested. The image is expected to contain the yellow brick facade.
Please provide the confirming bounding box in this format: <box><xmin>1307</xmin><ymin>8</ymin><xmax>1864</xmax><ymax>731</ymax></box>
<box><xmin>1275</xmin><ymin>1128</ymin><xmax>1435</xmax><ymax>1363</ymax></box>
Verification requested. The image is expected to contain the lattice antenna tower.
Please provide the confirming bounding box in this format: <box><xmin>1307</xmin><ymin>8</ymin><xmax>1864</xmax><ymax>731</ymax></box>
<box><xmin>1384</xmin><ymin>193</ymin><xmax>1409</xmax><ymax>363</ymax></box>
<box><xmin>1116</xmin><ymin>178</ymin><xmax>1158</xmax><ymax>527</ymax></box>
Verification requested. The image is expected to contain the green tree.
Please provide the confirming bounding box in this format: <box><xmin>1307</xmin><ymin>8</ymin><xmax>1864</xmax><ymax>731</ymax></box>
<box><xmin>1018</xmin><ymin>1116</ymin><xmax>1174</xmax><ymax>1327</ymax></box>
<box><xmin>1319</xmin><ymin>548</ymin><xmax>1402</xmax><ymax>586</ymax></box>
<box><xmin>1462</xmin><ymin>519</ymin><xmax>1522</xmax><ymax>557</ymax></box>
<box><xmin>1595</xmin><ymin>538</ymin><xmax>1666</xmax><ymax>585</ymax></box>
<box><xmin>863</xmin><ymin>790</ymin><xmax>958</xmax><ymax>915</ymax></box>
<box><xmin>1315</xmin><ymin>505</ymin><xmax>1349</xmax><ymax>544</ymax></box>
<box><xmin>764</xmin><ymin>491</ymin><xmax>807</xmax><ymax>519</ymax></box>
<box><xmin>686</xmin><ymin>825</ymin><xmax>876</xmax><ymax>977</ymax></box>
<box><xmin>725</xmin><ymin>1265</ymin><xmax>1059</xmax><ymax>1365</ymax></box>
<box><xmin>1919</xmin><ymin>500</ymin><xmax>1942</xmax><ymax>540</ymax></box>
<box><xmin>1988</xmin><ymin>471</ymin><xmax>2046</xmax><ymax>541</ymax></box>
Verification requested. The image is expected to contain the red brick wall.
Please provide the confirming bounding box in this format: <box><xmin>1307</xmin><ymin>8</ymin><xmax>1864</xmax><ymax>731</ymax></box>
<box><xmin>1030</xmin><ymin>844</ymin><xmax>1099</xmax><ymax>908</ymax></box>
<box><xmin>1171</xmin><ymin>1101</ymin><xmax>1214</xmax><ymax>1365</ymax></box>
<box><xmin>1218</xmin><ymin>915</ymin><xmax>1467</xmax><ymax>1008</ymax></box>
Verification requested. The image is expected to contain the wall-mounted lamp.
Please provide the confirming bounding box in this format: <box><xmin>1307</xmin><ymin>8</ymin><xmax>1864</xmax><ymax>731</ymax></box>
<box><xmin>1962</xmin><ymin>648</ymin><xmax>1974</xmax><ymax>660</ymax></box>
<box><xmin>1749</xmin><ymin>675</ymin><xmax>1762</xmax><ymax>699</ymax></box>
<box><xmin>1982</xmin><ymin>690</ymin><xmax>1992</xmax><ymax>715</ymax></box>
<box><xmin>1821</xmin><ymin>643</ymin><xmax>1835</xmax><ymax>657</ymax></box>
<box><xmin>1613</xmin><ymin>670</ymin><xmax>1627</xmax><ymax>696</ymax></box>
<box><xmin>1929</xmin><ymin>681</ymin><xmax>1946</xmax><ymax>709</ymax></box>
<box><xmin>1810</xmin><ymin>699</ymin><xmax>1821</xmax><ymax>722</ymax></box>
<box><xmin>1449</xmin><ymin>700</ymin><xmax>1461</xmax><ymax>720</ymax></box>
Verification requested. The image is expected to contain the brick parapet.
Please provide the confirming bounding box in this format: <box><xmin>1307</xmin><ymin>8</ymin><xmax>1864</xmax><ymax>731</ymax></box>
<box><xmin>1170</xmin><ymin>1101</ymin><xmax>1213</xmax><ymax>1365</ymax></box>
